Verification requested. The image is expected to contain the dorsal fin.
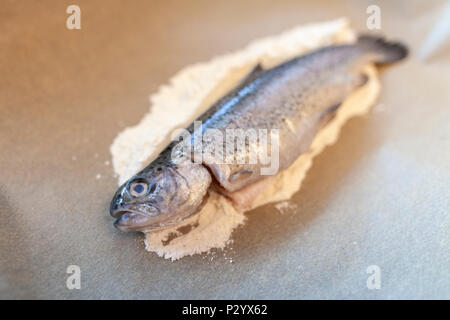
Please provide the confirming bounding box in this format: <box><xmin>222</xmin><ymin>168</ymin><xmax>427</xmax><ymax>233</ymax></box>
<box><xmin>238</xmin><ymin>63</ymin><xmax>264</xmax><ymax>87</ymax></box>
<box><xmin>182</xmin><ymin>63</ymin><xmax>265</xmax><ymax>135</ymax></box>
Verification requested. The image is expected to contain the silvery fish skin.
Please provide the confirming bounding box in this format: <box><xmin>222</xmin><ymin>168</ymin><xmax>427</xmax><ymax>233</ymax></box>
<box><xmin>110</xmin><ymin>35</ymin><xmax>408</xmax><ymax>232</ymax></box>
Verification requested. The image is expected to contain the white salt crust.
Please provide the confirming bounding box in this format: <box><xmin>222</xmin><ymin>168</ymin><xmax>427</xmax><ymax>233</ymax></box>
<box><xmin>110</xmin><ymin>19</ymin><xmax>380</xmax><ymax>260</ymax></box>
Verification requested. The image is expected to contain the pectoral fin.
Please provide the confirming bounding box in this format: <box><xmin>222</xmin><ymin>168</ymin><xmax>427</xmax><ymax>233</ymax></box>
<box><xmin>319</xmin><ymin>103</ymin><xmax>342</xmax><ymax>127</ymax></box>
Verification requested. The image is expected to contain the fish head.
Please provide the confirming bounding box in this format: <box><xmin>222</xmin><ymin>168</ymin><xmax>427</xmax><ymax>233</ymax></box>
<box><xmin>110</xmin><ymin>159</ymin><xmax>211</xmax><ymax>232</ymax></box>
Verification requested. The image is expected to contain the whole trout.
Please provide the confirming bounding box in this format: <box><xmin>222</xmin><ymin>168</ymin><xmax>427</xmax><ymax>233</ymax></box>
<box><xmin>110</xmin><ymin>35</ymin><xmax>408</xmax><ymax>232</ymax></box>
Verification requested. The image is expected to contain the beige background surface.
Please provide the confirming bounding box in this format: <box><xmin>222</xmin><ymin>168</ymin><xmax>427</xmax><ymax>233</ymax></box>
<box><xmin>1</xmin><ymin>0</ymin><xmax>449</xmax><ymax>299</ymax></box>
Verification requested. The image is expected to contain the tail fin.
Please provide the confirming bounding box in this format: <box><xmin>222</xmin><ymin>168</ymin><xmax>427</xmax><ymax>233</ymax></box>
<box><xmin>357</xmin><ymin>35</ymin><xmax>409</xmax><ymax>65</ymax></box>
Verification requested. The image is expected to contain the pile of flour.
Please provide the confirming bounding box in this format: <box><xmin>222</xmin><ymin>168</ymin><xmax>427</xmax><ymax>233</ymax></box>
<box><xmin>110</xmin><ymin>18</ymin><xmax>380</xmax><ymax>260</ymax></box>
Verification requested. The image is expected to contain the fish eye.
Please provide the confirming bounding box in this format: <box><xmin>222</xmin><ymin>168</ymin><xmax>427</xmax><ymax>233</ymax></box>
<box><xmin>129</xmin><ymin>180</ymin><xmax>149</xmax><ymax>197</ymax></box>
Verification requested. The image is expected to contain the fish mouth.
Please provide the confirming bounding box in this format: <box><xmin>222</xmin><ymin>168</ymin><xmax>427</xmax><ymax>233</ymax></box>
<box><xmin>110</xmin><ymin>208</ymin><xmax>130</xmax><ymax>219</ymax></box>
<box><xmin>111</xmin><ymin>193</ymin><xmax>210</xmax><ymax>233</ymax></box>
<box><xmin>112</xmin><ymin>208</ymin><xmax>183</xmax><ymax>233</ymax></box>
<box><xmin>112</xmin><ymin>210</ymin><xmax>157</xmax><ymax>232</ymax></box>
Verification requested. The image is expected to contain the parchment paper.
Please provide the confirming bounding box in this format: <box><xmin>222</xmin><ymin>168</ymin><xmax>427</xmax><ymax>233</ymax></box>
<box><xmin>1</xmin><ymin>0</ymin><xmax>449</xmax><ymax>299</ymax></box>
